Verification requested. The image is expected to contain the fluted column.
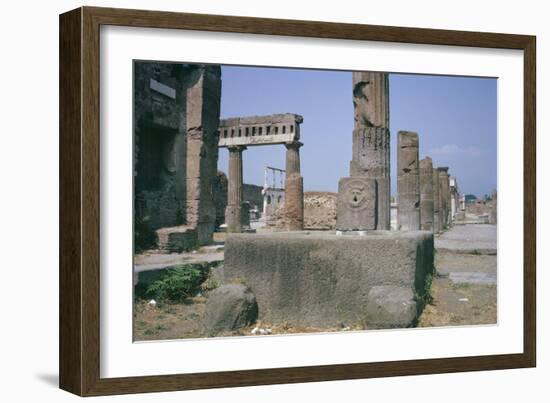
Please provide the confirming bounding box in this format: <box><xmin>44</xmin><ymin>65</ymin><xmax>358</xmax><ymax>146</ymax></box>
<box><xmin>225</xmin><ymin>146</ymin><xmax>246</xmax><ymax>233</ymax></box>
<box><xmin>284</xmin><ymin>141</ymin><xmax>304</xmax><ymax>230</ymax></box>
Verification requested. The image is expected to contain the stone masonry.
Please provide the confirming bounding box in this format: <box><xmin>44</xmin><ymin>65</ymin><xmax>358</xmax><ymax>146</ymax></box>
<box><xmin>134</xmin><ymin>62</ymin><xmax>221</xmax><ymax>252</ymax></box>
<box><xmin>219</xmin><ymin>114</ymin><xmax>304</xmax><ymax>232</ymax></box>
<box><xmin>397</xmin><ymin>131</ymin><xmax>420</xmax><ymax>231</ymax></box>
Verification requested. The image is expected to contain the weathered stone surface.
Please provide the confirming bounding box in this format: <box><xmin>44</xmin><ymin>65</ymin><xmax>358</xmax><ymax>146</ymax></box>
<box><xmin>397</xmin><ymin>131</ymin><xmax>420</xmax><ymax>231</ymax></box>
<box><xmin>284</xmin><ymin>175</ymin><xmax>304</xmax><ymax>231</ymax></box>
<box><xmin>437</xmin><ymin>167</ymin><xmax>450</xmax><ymax>229</ymax></box>
<box><xmin>185</xmin><ymin>66</ymin><xmax>221</xmax><ymax>245</ymax></box>
<box><xmin>349</xmin><ymin>127</ymin><xmax>391</xmax><ymax>229</ymax></box>
<box><xmin>266</xmin><ymin>192</ymin><xmax>336</xmax><ymax>230</ymax></box>
<box><xmin>224</xmin><ymin>231</ymin><xmax>434</xmax><ymax>328</ymax></box>
<box><xmin>419</xmin><ymin>157</ymin><xmax>434</xmax><ymax>231</ymax></box>
<box><xmin>134</xmin><ymin>63</ymin><xmax>221</xmax><ymax>251</ymax></box>
<box><xmin>225</xmin><ymin>146</ymin><xmax>245</xmax><ymax>233</ymax></box>
<box><xmin>204</xmin><ymin>284</ymin><xmax>258</xmax><ymax>336</ymax></box>
<box><xmin>336</xmin><ymin>177</ymin><xmax>377</xmax><ymax>231</ymax></box>
<box><xmin>219</xmin><ymin>113</ymin><xmax>303</xmax><ymax>147</ymax></box>
<box><xmin>366</xmin><ymin>286</ymin><xmax>417</xmax><ymax>329</ymax></box>
<box><xmin>284</xmin><ymin>141</ymin><xmax>304</xmax><ymax>230</ymax></box>
<box><xmin>156</xmin><ymin>226</ymin><xmax>198</xmax><ymax>253</ymax></box>
<box><xmin>352</xmin><ymin>72</ymin><xmax>389</xmax><ymax>129</ymax></box>
<box><xmin>490</xmin><ymin>189</ymin><xmax>497</xmax><ymax>224</ymax></box>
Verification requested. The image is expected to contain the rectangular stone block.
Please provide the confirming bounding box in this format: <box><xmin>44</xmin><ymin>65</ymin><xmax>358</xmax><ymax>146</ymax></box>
<box><xmin>224</xmin><ymin>231</ymin><xmax>434</xmax><ymax>328</ymax></box>
<box><xmin>335</xmin><ymin>177</ymin><xmax>377</xmax><ymax>231</ymax></box>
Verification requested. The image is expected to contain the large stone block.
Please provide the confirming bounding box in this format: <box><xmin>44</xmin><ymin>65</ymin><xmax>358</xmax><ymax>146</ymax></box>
<box><xmin>224</xmin><ymin>231</ymin><xmax>434</xmax><ymax>328</ymax></box>
<box><xmin>336</xmin><ymin>177</ymin><xmax>377</xmax><ymax>231</ymax></box>
<box><xmin>204</xmin><ymin>284</ymin><xmax>258</xmax><ymax>336</ymax></box>
<box><xmin>366</xmin><ymin>286</ymin><xmax>417</xmax><ymax>329</ymax></box>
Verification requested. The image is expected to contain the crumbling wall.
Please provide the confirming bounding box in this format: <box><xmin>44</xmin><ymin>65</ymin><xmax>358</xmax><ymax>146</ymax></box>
<box><xmin>268</xmin><ymin>191</ymin><xmax>336</xmax><ymax>230</ymax></box>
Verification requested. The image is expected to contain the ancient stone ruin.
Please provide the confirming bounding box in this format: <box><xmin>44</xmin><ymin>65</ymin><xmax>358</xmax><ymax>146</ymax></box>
<box><xmin>134</xmin><ymin>62</ymin><xmax>221</xmax><ymax>252</ymax></box>
<box><xmin>336</xmin><ymin>72</ymin><xmax>391</xmax><ymax>231</ymax></box>
<box><xmin>218</xmin><ymin>114</ymin><xmax>304</xmax><ymax>233</ymax></box>
<box><xmin>223</xmin><ymin>71</ymin><xmax>435</xmax><ymax>330</ymax></box>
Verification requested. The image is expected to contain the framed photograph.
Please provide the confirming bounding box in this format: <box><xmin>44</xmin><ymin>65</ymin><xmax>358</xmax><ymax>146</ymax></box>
<box><xmin>59</xmin><ymin>6</ymin><xmax>536</xmax><ymax>396</ymax></box>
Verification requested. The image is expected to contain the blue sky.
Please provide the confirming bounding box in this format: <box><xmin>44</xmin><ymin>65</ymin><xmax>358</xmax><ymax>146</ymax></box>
<box><xmin>218</xmin><ymin>65</ymin><xmax>497</xmax><ymax>198</ymax></box>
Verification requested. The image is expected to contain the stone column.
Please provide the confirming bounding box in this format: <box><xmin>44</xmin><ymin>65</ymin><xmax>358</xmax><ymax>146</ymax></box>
<box><xmin>337</xmin><ymin>71</ymin><xmax>390</xmax><ymax>231</ymax></box>
<box><xmin>397</xmin><ymin>131</ymin><xmax>420</xmax><ymax>231</ymax></box>
<box><xmin>490</xmin><ymin>189</ymin><xmax>497</xmax><ymax>224</ymax></box>
<box><xmin>432</xmin><ymin>168</ymin><xmax>441</xmax><ymax>233</ymax></box>
<box><xmin>225</xmin><ymin>146</ymin><xmax>246</xmax><ymax>233</ymax></box>
<box><xmin>284</xmin><ymin>141</ymin><xmax>304</xmax><ymax>230</ymax></box>
<box><xmin>186</xmin><ymin>65</ymin><xmax>222</xmax><ymax>244</ymax></box>
<box><xmin>437</xmin><ymin>167</ymin><xmax>449</xmax><ymax>230</ymax></box>
<box><xmin>419</xmin><ymin>157</ymin><xmax>434</xmax><ymax>231</ymax></box>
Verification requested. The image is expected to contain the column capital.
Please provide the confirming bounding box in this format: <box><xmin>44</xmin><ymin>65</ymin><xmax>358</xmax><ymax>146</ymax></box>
<box><xmin>227</xmin><ymin>145</ymin><xmax>247</xmax><ymax>152</ymax></box>
<box><xmin>285</xmin><ymin>141</ymin><xmax>303</xmax><ymax>150</ymax></box>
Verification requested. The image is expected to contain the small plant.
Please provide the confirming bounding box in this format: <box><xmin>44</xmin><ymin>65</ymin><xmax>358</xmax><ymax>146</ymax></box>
<box><xmin>145</xmin><ymin>265</ymin><xmax>207</xmax><ymax>302</ymax></box>
<box><xmin>201</xmin><ymin>276</ymin><xmax>220</xmax><ymax>293</ymax></box>
<box><xmin>416</xmin><ymin>274</ymin><xmax>434</xmax><ymax>306</ymax></box>
<box><xmin>472</xmin><ymin>249</ymin><xmax>481</xmax><ymax>255</ymax></box>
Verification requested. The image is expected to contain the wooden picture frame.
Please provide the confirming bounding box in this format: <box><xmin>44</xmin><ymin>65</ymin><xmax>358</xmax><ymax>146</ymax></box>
<box><xmin>59</xmin><ymin>6</ymin><xmax>536</xmax><ymax>396</ymax></box>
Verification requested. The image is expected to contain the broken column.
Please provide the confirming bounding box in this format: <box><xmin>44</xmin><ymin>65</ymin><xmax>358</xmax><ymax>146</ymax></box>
<box><xmin>284</xmin><ymin>141</ymin><xmax>304</xmax><ymax>230</ymax></box>
<box><xmin>432</xmin><ymin>168</ymin><xmax>441</xmax><ymax>233</ymax></box>
<box><xmin>336</xmin><ymin>71</ymin><xmax>390</xmax><ymax>231</ymax></box>
<box><xmin>186</xmin><ymin>65</ymin><xmax>222</xmax><ymax>244</ymax></box>
<box><xmin>437</xmin><ymin>167</ymin><xmax>449</xmax><ymax>229</ymax></box>
<box><xmin>419</xmin><ymin>157</ymin><xmax>434</xmax><ymax>231</ymax></box>
<box><xmin>225</xmin><ymin>146</ymin><xmax>246</xmax><ymax>233</ymax></box>
<box><xmin>397</xmin><ymin>131</ymin><xmax>420</xmax><ymax>231</ymax></box>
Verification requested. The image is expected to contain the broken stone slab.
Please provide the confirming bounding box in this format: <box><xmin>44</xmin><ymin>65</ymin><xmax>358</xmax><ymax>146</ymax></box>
<box><xmin>335</xmin><ymin>177</ymin><xmax>377</xmax><ymax>231</ymax></box>
<box><xmin>366</xmin><ymin>286</ymin><xmax>417</xmax><ymax>329</ymax></box>
<box><xmin>224</xmin><ymin>231</ymin><xmax>434</xmax><ymax>329</ymax></box>
<box><xmin>204</xmin><ymin>284</ymin><xmax>258</xmax><ymax>336</ymax></box>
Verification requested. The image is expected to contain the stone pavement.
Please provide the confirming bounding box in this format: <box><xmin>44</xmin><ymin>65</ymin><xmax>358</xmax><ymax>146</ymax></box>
<box><xmin>435</xmin><ymin>224</ymin><xmax>497</xmax><ymax>255</ymax></box>
<box><xmin>134</xmin><ymin>245</ymin><xmax>224</xmax><ymax>273</ymax></box>
<box><xmin>420</xmin><ymin>224</ymin><xmax>498</xmax><ymax>327</ymax></box>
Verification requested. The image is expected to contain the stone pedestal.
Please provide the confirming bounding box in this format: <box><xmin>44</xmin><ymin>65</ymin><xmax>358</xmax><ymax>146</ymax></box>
<box><xmin>225</xmin><ymin>146</ymin><xmax>245</xmax><ymax>233</ymax></box>
<box><xmin>397</xmin><ymin>131</ymin><xmax>420</xmax><ymax>231</ymax></box>
<box><xmin>284</xmin><ymin>141</ymin><xmax>304</xmax><ymax>231</ymax></box>
<box><xmin>224</xmin><ymin>230</ymin><xmax>434</xmax><ymax>329</ymax></box>
<box><xmin>419</xmin><ymin>157</ymin><xmax>434</xmax><ymax>231</ymax></box>
<box><xmin>336</xmin><ymin>177</ymin><xmax>377</xmax><ymax>231</ymax></box>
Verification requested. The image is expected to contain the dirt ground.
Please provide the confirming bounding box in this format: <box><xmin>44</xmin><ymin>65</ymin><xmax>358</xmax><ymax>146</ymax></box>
<box><xmin>135</xmin><ymin>225</ymin><xmax>498</xmax><ymax>340</ymax></box>
<box><xmin>418</xmin><ymin>276</ymin><xmax>497</xmax><ymax>327</ymax></box>
<box><xmin>134</xmin><ymin>297</ymin><xmax>359</xmax><ymax>341</ymax></box>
